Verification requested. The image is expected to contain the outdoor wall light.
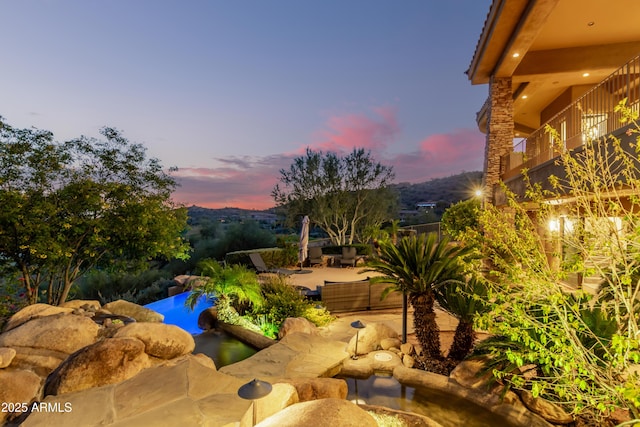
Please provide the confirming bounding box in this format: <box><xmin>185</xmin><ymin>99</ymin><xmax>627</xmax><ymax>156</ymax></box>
<box><xmin>548</xmin><ymin>218</ymin><xmax>560</xmax><ymax>233</ymax></box>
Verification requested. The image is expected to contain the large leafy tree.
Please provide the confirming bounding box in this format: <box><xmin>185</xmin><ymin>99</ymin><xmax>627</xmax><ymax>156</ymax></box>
<box><xmin>0</xmin><ymin>119</ymin><xmax>189</xmax><ymax>305</ymax></box>
<box><xmin>272</xmin><ymin>148</ymin><xmax>397</xmax><ymax>245</ymax></box>
<box><xmin>364</xmin><ymin>233</ymin><xmax>471</xmax><ymax>364</ymax></box>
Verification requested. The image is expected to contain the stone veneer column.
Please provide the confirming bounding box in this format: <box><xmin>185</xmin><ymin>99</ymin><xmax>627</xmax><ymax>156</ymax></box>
<box><xmin>484</xmin><ymin>76</ymin><xmax>514</xmax><ymax>206</ymax></box>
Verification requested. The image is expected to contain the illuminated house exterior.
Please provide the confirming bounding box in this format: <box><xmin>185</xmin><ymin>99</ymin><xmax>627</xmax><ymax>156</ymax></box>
<box><xmin>467</xmin><ymin>0</ymin><xmax>640</xmax><ymax>288</ymax></box>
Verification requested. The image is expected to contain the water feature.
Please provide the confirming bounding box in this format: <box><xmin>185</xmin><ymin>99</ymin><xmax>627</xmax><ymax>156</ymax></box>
<box><xmin>342</xmin><ymin>374</ymin><xmax>521</xmax><ymax>427</ymax></box>
<box><xmin>144</xmin><ymin>291</ymin><xmax>213</xmax><ymax>334</ymax></box>
<box><xmin>144</xmin><ymin>292</ymin><xmax>256</xmax><ymax>368</ymax></box>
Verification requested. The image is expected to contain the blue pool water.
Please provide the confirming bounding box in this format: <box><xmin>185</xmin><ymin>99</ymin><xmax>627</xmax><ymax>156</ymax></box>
<box><xmin>144</xmin><ymin>292</ymin><xmax>214</xmax><ymax>334</ymax></box>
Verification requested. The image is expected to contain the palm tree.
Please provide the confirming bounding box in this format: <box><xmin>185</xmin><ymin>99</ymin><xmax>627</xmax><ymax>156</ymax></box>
<box><xmin>364</xmin><ymin>233</ymin><xmax>471</xmax><ymax>360</ymax></box>
<box><xmin>186</xmin><ymin>259</ymin><xmax>263</xmax><ymax>324</ymax></box>
<box><xmin>434</xmin><ymin>275</ymin><xmax>488</xmax><ymax>360</ymax></box>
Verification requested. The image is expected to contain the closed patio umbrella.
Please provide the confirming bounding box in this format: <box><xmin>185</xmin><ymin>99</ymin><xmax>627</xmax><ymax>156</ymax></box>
<box><xmin>298</xmin><ymin>215</ymin><xmax>309</xmax><ymax>270</ymax></box>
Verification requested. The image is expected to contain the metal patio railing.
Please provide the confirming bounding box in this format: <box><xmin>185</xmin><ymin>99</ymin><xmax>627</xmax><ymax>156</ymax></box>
<box><xmin>502</xmin><ymin>54</ymin><xmax>640</xmax><ymax>179</ymax></box>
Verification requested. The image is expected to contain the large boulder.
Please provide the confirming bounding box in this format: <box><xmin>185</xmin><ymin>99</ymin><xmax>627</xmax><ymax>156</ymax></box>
<box><xmin>0</xmin><ymin>369</ymin><xmax>42</xmax><ymax>425</ymax></box>
<box><xmin>3</xmin><ymin>304</ymin><xmax>74</xmax><ymax>332</ymax></box>
<box><xmin>347</xmin><ymin>322</ymin><xmax>398</xmax><ymax>356</ymax></box>
<box><xmin>60</xmin><ymin>300</ymin><xmax>101</xmax><ymax>311</ymax></box>
<box><xmin>278</xmin><ymin>317</ymin><xmax>318</xmax><ymax>339</ymax></box>
<box><xmin>114</xmin><ymin>322</ymin><xmax>195</xmax><ymax>359</ymax></box>
<box><xmin>256</xmin><ymin>398</ymin><xmax>377</xmax><ymax>427</ymax></box>
<box><xmin>197</xmin><ymin>307</ymin><xmax>218</xmax><ymax>331</ymax></box>
<box><xmin>102</xmin><ymin>300</ymin><xmax>164</xmax><ymax>323</ymax></box>
<box><xmin>256</xmin><ymin>383</ymin><xmax>299</xmax><ymax>423</ymax></box>
<box><xmin>277</xmin><ymin>378</ymin><xmax>348</xmax><ymax>401</ymax></box>
<box><xmin>44</xmin><ymin>337</ymin><xmax>150</xmax><ymax>396</ymax></box>
<box><xmin>0</xmin><ymin>313</ymin><xmax>99</xmax><ymax>354</ymax></box>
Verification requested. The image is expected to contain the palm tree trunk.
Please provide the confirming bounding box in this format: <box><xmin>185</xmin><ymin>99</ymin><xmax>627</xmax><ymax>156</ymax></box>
<box><xmin>447</xmin><ymin>319</ymin><xmax>476</xmax><ymax>361</ymax></box>
<box><xmin>411</xmin><ymin>292</ymin><xmax>441</xmax><ymax>360</ymax></box>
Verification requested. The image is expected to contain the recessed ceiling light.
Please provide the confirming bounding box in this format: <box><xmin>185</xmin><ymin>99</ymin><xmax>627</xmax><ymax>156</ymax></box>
<box><xmin>512</xmin><ymin>53</ymin><xmax>520</xmax><ymax>58</ymax></box>
<box><xmin>522</xmin><ymin>95</ymin><xmax>528</xmax><ymax>99</ymax></box>
<box><xmin>587</xmin><ymin>21</ymin><xmax>595</xmax><ymax>26</ymax></box>
<box><xmin>583</xmin><ymin>72</ymin><xmax>590</xmax><ymax>77</ymax></box>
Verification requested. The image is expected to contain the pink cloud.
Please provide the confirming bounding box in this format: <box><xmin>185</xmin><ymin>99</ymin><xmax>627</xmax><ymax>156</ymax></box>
<box><xmin>170</xmin><ymin>154</ymin><xmax>294</xmax><ymax>210</ymax></box>
<box><xmin>311</xmin><ymin>106</ymin><xmax>400</xmax><ymax>153</ymax></box>
<box><xmin>387</xmin><ymin>128</ymin><xmax>485</xmax><ymax>182</ymax></box>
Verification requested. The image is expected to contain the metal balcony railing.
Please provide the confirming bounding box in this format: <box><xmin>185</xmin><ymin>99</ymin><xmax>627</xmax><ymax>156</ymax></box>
<box><xmin>502</xmin><ymin>54</ymin><xmax>640</xmax><ymax>180</ymax></box>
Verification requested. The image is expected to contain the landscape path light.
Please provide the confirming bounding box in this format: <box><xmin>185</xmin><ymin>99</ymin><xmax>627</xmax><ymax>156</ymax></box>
<box><xmin>350</xmin><ymin>320</ymin><xmax>366</xmax><ymax>359</ymax></box>
<box><xmin>238</xmin><ymin>378</ymin><xmax>272</xmax><ymax>426</ymax></box>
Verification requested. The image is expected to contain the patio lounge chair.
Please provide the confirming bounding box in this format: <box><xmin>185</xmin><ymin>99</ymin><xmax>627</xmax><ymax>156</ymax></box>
<box><xmin>308</xmin><ymin>247</ymin><xmax>324</xmax><ymax>266</ymax></box>
<box><xmin>249</xmin><ymin>253</ymin><xmax>296</xmax><ymax>275</ymax></box>
<box><xmin>340</xmin><ymin>246</ymin><xmax>358</xmax><ymax>267</ymax></box>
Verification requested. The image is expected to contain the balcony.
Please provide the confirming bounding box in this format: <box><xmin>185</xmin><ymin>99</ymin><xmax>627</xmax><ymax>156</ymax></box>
<box><xmin>501</xmin><ymin>54</ymin><xmax>640</xmax><ymax>181</ymax></box>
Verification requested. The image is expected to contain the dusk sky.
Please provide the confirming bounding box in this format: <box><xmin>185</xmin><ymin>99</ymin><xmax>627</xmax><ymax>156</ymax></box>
<box><xmin>2</xmin><ymin>1</ymin><xmax>491</xmax><ymax>209</ymax></box>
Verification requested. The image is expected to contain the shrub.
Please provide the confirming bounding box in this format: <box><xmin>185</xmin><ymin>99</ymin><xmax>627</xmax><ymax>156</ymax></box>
<box><xmin>77</xmin><ymin>269</ymin><xmax>171</xmax><ymax>303</ymax></box>
<box><xmin>251</xmin><ymin>275</ymin><xmax>334</xmax><ymax>334</ymax></box>
<box><xmin>0</xmin><ymin>276</ymin><xmax>28</xmax><ymax>330</ymax></box>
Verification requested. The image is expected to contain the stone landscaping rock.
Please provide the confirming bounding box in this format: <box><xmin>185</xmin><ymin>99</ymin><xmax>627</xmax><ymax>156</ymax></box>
<box><xmin>400</xmin><ymin>342</ymin><xmax>414</xmax><ymax>355</ymax></box>
<box><xmin>0</xmin><ymin>347</ymin><xmax>16</xmax><ymax>368</ymax></box>
<box><xmin>402</xmin><ymin>354</ymin><xmax>415</xmax><ymax>368</ymax></box>
<box><xmin>256</xmin><ymin>383</ymin><xmax>299</xmax><ymax>422</ymax></box>
<box><xmin>3</xmin><ymin>304</ymin><xmax>74</xmax><ymax>332</ymax></box>
<box><xmin>256</xmin><ymin>398</ymin><xmax>378</xmax><ymax>427</ymax></box>
<box><xmin>519</xmin><ymin>390</ymin><xmax>574</xmax><ymax>424</ymax></box>
<box><xmin>340</xmin><ymin>357</ymin><xmax>375</xmax><ymax>378</ymax></box>
<box><xmin>347</xmin><ymin>322</ymin><xmax>398</xmax><ymax>356</ymax></box>
<box><xmin>102</xmin><ymin>299</ymin><xmax>164</xmax><ymax>322</ymax></box>
<box><xmin>8</xmin><ymin>346</ymin><xmax>68</xmax><ymax>377</ymax></box>
<box><xmin>278</xmin><ymin>317</ymin><xmax>318</xmax><ymax>339</ymax></box>
<box><xmin>0</xmin><ymin>369</ymin><xmax>42</xmax><ymax>425</ymax></box>
<box><xmin>114</xmin><ymin>322</ymin><xmax>195</xmax><ymax>359</ymax></box>
<box><xmin>369</xmin><ymin>351</ymin><xmax>402</xmax><ymax>372</ymax></box>
<box><xmin>44</xmin><ymin>337</ymin><xmax>150</xmax><ymax>396</ymax></box>
<box><xmin>60</xmin><ymin>300</ymin><xmax>101</xmax><ymax>311</ymax></box>
<box><xmin>197</xmin><ymin>307</ymin><xmax>218</xmax><ymax>331</ymax></box>
<box><xmin>380</xmin><ymin>337</ymin><xmax>401</xmax><ymax>350</ymax></box>
<box><xmin>278</xmin><ymin>377</ymin><xmax>348</xmax><ymax>401</ymax></box>
<box><xmin>449</xmin><ymin>358</ymin><xmax>493</xmax><ymax>390</ymax></box>
<box><xmin>0</xmin><ymin>313</ymin><xmax>99</xmax><ymax>354</ymax></box>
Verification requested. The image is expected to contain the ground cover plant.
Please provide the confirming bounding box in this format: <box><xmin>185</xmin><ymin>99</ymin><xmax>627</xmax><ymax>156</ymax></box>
<box><xmin>466</xmin><ymin>100</ymin><xmax>640</xmax><ymax>424</ymax></box>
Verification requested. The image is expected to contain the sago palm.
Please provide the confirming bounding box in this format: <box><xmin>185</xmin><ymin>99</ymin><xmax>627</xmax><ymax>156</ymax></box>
<box><xmin>434</xmin><ymin>275</ymin><xmax>488</xmax><ymax>360</ymax></box>
<box><xmin>364</xmin><ymin>233</ymin><xmax>471</xmax><ymax>360</ymax></box>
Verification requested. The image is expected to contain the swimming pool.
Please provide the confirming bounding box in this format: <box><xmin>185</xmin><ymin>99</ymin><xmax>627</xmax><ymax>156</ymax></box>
<box><xmin>144</xmin><ymin>291</ymin><xmax>214</xmax><ymax>335</ymax></box>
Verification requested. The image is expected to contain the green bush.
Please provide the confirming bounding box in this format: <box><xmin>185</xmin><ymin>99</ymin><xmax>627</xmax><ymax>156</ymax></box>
<box><xmin>77</xmin><ymin>269</ymin><xmax>172</xmax><ymax>303</ymax></box>
<box><xmin>250</xmin><ymin>275</ymin><xmax>334</xmax><ymax>335</ymax></box>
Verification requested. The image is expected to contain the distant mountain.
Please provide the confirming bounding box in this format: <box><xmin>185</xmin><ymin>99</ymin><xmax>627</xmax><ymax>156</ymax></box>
<box><xmin>186</xmin><ymin>206</ymin><xmax>276</xmax><ymax>225</ymax></box>
<box><xmin>186</xmin><ymin>171</ymin><xmax>484</xmax><ymax>222</ymax></box>
<box><xmin>391</xmin><ymin>171</ymin><xmax>483</xmax><ymax>209</ymax></box>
